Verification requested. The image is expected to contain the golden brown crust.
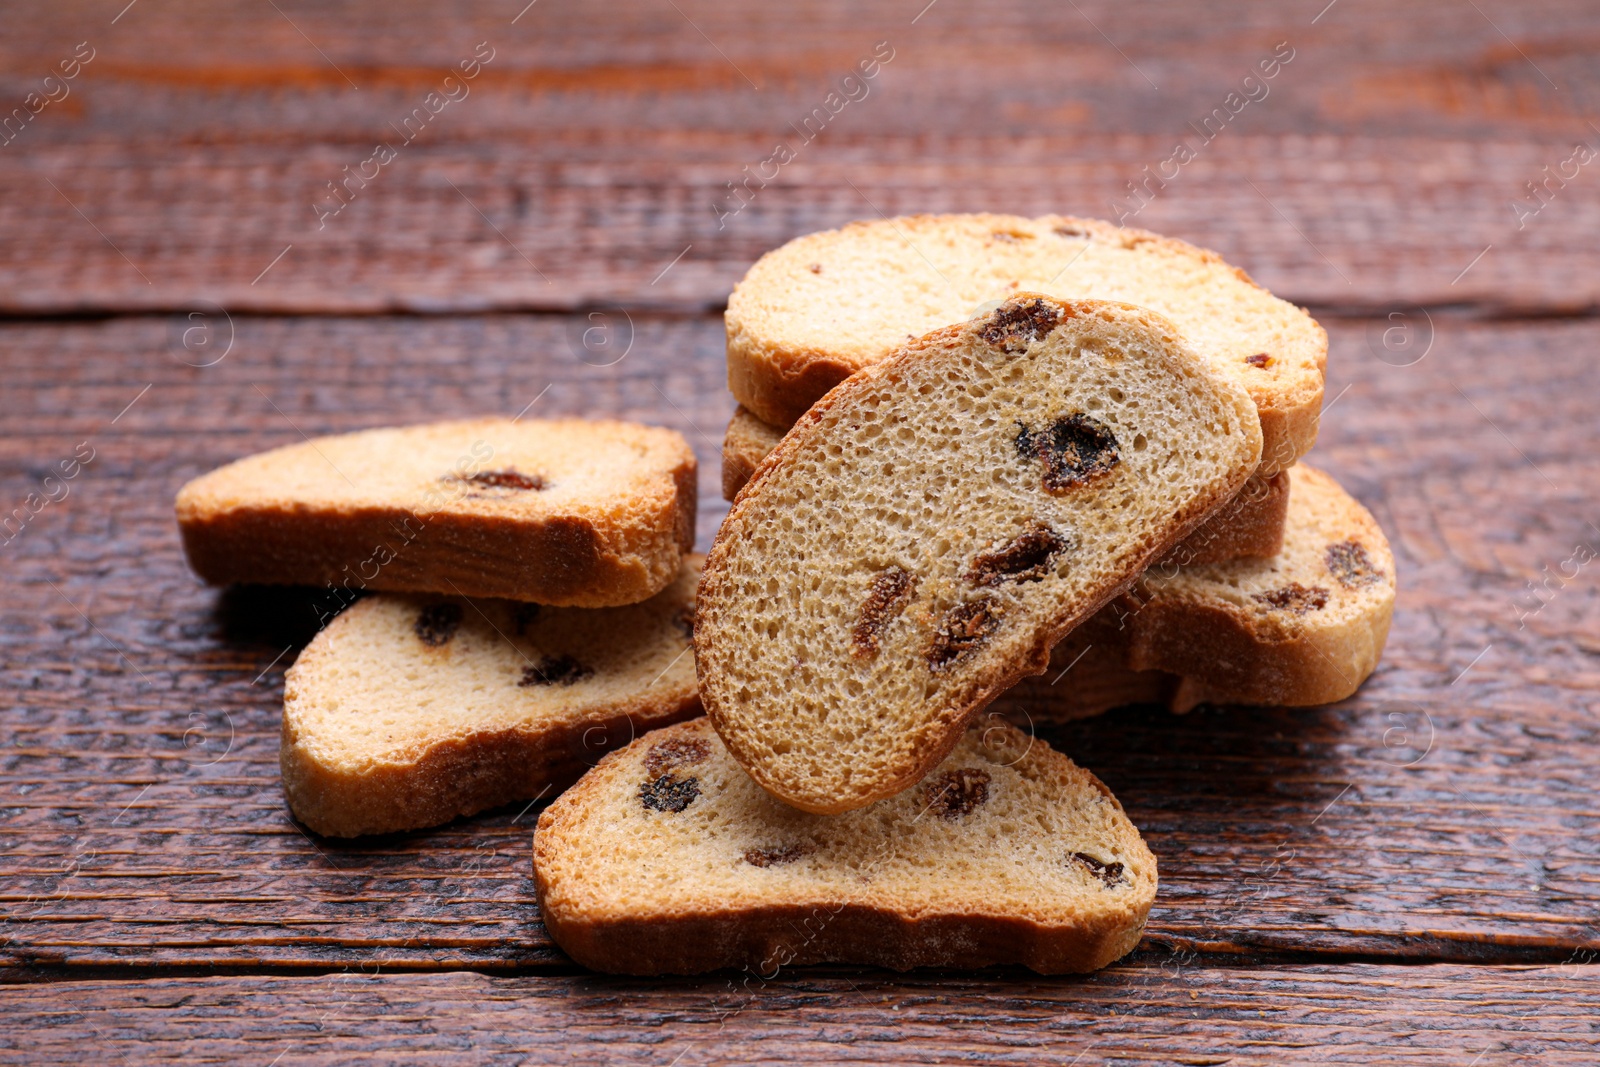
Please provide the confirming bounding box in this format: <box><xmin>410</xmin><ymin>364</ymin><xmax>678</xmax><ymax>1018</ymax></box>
<box><xmin>176</xmin><ymin>418</ymin><xmax>696</xmax><ymax>608</ymax></box>
<box><xmin>725</xmin><ymin>320</ymin><xmax>859</xmax><ymax>430</ymax></box>
<box><xmin>725</xmin><ymin>213</ymin><xmax>1324</xmax><ymax>473</ymax></box>
<box><xmin>534</xmin><ymin>895</ymin><xmax>1145</xmax><ymax>975</ymax></box>
<box><xmin>699</xmin><ymin>296</ymin><xmax>1262</xmax><ymax>813</ymax></box>
<box><xmin>719</xmin><ymin>407</ymin><xmax>784</xmax><ymax>503</ymax></box>
<box><xmin>181</xmin><ymin>507</ymin><xmax>679</xmax><ymax>606</ymax></box>
<box><xmin>283</xmin><ymin>703</ymin><xmax>698</xmax><ymax>839</ymax></box>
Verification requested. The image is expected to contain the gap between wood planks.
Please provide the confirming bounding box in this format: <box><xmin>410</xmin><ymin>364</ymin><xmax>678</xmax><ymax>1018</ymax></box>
<box><xmin>2</xmin><ymin>943</ymin><xmax>1591</xmax><ymax>987</ymax></box>
<box><xmin>0</xmin><ymin>302</ymin><xmax>1597</xmax><ymax>326</ymax></box>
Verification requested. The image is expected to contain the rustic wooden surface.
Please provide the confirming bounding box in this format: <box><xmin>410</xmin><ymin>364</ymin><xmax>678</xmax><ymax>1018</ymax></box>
<box><xmin>8</xmin><ymin>964</ymin><xmax>1600</xmax><ymax>1064</ymax></box>
<box><xmin>2</xmin><ymin>0</ymin><xmax>1599</xmax><ymax>314</ymax></box>
<box><xmin>2</xmin><ymin>0</ymin><xmax>1598</xmax><ymax>1061</ymax></box>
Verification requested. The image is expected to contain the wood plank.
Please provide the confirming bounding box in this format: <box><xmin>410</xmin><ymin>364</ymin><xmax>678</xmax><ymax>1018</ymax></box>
<box><xmin>8</xmin><ymin>135</ymin><xmax>1599</xmax><ymax>315</ymax></box>
<box><xmin>2</xmin><ymin>312</ymin><xmax>1597</xmax><ymax>975</ymax></box>
<box><xmin>1</xmin><ymin>0</ymin><xmax>1598</xmax><ymax>312</ymax></box>
<box><xmin>9</xmin><ymin>0</ymin><xmax>1587</xmax><ymax>139</ymax></box>
<box><xmin>5</xmin><ymin>964</ymin><xmax>1600</xmax><ymax>1064</ymax></box>
<box><xmin>5</xmin><ymin>0</ymin><xmax>1591</xmax><ymax>140</ymax></box>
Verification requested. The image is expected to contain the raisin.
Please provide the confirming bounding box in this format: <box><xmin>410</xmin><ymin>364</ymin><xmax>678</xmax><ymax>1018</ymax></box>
<box><xmin>807</xmin><ymin>263</ymin><xmax>822</xmax><ymax>274</ymax></box>
<box><xmin>980</xmin><ymin>296</ymin><xmax>1064</xmax><ymax>353</ymax></box>
<box><xmin>674</xmin><ymin>606</ymin><xmax>696</xmax><ymax>641</ymax></box>
<box><xmin>852</xmin><ymin>566</ymin><xmax>917</xmax><ymax>658</ymax></box>
<box><xmin>927</xmin><ymin>597</ymin><xmax>1001</xmax><ymax>671</ymax></box>
<box><xmin>1071</xmin><ymin>852</ymin><xmax>1127</xmax><ymax>888</ymax></box>
<box><xmin>966</xmin><ymin>524</ymin><xmax>1070</xmax><ymax>586</ymax></box>
<box><xmin>1015</xmin><ymin>414</ymin><xmax>1120</xmax><ymax>492</ymax></box>
<box><xmin>462</xmin><ymin>469</ymin><xmax>545</xmax><ymax>491</ymax></box>
<box><xmin>414</xmin><ymin>603</ymin><xmax>463</xmax><ymax>647</ymax></box>
<box><xmin>511</xmin><ymin>603</ymin><xmax>540</xmax><ymax>636</ymax></box>
<box><xmin>644</xmin><ymin>737</ymin><xmax>710</xmax><ymax>776</ymax></box>
<box><xmin>518</xmin><ymin>655</ymin><xmax>593</xmax><ymax>687</ymax></box>
<box><xmin>639</xmin><ymin>774</ymin><xmax>700</xmax><ymax>813</ymax></box>
<box><xmin>1253</xmin><ymin>583</ymin><xmax>1330</xmax><ymax>614</ymax></box>
<box><xmin>744</xmin><ymin>843</ymin><xmax>812</xmax><ymax>868</ymax></box>
<box><xmin>1244</xmin><ymin>352</ymin><xmax>1273</xmax><ymax>368</ymax></box>
<box><xmin>1325</xmin><ymin>540</ymin><xmax>1383</xmax><ymax>589</ymax></box>
<box><xmin>922</xmin><ymin>768</ymin><xmax>991</xmax><ymax>819</ymax></box>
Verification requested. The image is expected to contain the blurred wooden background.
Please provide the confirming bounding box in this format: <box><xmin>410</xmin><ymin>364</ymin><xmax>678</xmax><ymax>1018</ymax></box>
<box><xmin>2</xmin><ymin>0</ymin><xmax>1598</xmax><ymax>1062</ymax></box>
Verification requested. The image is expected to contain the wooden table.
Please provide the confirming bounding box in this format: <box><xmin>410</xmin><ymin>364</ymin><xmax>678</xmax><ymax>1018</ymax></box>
<box><xmin>3</xmin><ymin>1</ymin><xmax>1598</xmax><ymax>1061</ymax></box>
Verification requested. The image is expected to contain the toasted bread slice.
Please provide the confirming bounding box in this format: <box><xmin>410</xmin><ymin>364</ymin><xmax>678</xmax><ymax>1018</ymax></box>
<box><xmin>533</xmin><ymin>717</ymin><xmax>1157</xmax><ymax>975</ymax></box>
<box><xmin>720</xmin><ymin>405</ymin><xmax>786</xmax><ymax>502</ymax></box>
<box><xmin>1002</xmin><ymin>465</ymin><xmax>1394</xmax><ymax>719</ymax></box>
<box><xmin>177</xmin><ymin>418</ymin><xmax>696</xmax><ymax>607</ymax></box>
<box><xmin>726</xmin><ymin>213</ymin><xmax>1324</xmax><ymax>473</ymax></box>
<box><xmin>282</xmin><ymin>556</ymin><xmax>703</xmax><ymax>837</ymax></box>
<box><xmin>697</xmin><ymin>295</ymin><xmax>1263</xmax><ymax>813</ymax></box>
<box><xmin>721</xmin><ymin>404</ymin><xmax>1289</xmax><ymax>566</ymax></box>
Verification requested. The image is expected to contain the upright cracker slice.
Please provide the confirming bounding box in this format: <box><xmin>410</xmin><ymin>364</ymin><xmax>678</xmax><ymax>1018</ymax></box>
<box><xmin>533</xmin><ymin>717</ymin><xmax>1157</xmax><ymax>975</ymax></box>
<box><xmin>726</xmin><ymin>213</ymin><xmax>1324</xmax><ymax>473</ymax></box>
<box><xmin>697</xmin><ymin>294</ymin><xmax>1263</xmax><ymax>814</ymax></box>
<box><xmin>282</xmin><ymin>556</ymin><xmax>703</xmax><ymax>837</ymax></box>
<box><xmin>177</xmin><ymin>417</ymin><xmax>696</xmax><ymax>607</ymax></box>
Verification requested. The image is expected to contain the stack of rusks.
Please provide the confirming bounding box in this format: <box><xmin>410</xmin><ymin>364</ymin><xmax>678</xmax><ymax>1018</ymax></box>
<box><xmin>176</xmin><ymin>215</ymin><xmax>1394</xmax><ymax>976</ymax></box>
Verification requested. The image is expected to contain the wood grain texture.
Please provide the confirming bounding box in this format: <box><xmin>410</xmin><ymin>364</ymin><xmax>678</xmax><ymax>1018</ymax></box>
<box><xmin>5</xmin><ymin>963</ymin><xmax>1600</xmax><ymax>1063</ymax></box>
<box><xmin>2</xmin><ymin>312</ymin><xmax>1596</xmax><ymax>978</ymax></box>
<box><xmin>3</xmin><ymin>2</ymin><xmax>1599</xmax><ymax>1051</ymax></box>
<box><xmin>0</xmin><ymin>0</ymin><xmax>1597</xmax><ymax>313</ymax></box>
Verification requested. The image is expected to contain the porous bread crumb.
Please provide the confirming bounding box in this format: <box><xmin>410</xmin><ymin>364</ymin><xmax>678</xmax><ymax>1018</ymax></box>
<box><xmin>720</xmin><ymin>405</ymin><xmax>1291</xmax><ymax>567</ymax></box>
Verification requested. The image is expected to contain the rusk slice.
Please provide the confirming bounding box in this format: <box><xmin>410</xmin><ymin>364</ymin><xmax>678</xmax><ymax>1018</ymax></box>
<box><xmin>697</xmin><ymin>294</ymin><xmax>1263</xmax><ymax>813</ymax></box>
<box><xmin>720</xmin><ymin>405</ymin><xmax>787</xmax><ymax>503</ymax></box>
<box><xmin>282</xmin><ymin>556</ymin><xmax>702</xmax><ymax>837</ymax></box>
<box><xmin>722</xmin><ymin>404</ymin><xmax>1289</xmax><ymax>566</ymax></box>
<box><xmin>1003</xmin><ymin>465</ymin><xmax>1394</xmax><ymax>719</ymax></box>
<box><xmin>726</xmin><ymin>213</ymin><xmax>1324</xmax><ymax>473</ymax></box>
<box><xmin>533</xmin><ymin>717</ymin><xmax>1157</xmax><ymax>975</ymax></box>
<box><xmin>177</xmin><ymin>418</ymin><xmax>696</xmax><ymax>607</ymax></box>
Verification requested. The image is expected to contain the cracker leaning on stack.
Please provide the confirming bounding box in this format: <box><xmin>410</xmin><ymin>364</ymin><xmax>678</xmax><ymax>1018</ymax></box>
<box><xmin>174</xmin><ymin>212</ymin><xmax>1394</xmax><ymax>979</ymax></box>
<box><xmin>696</xmin><ymin>295</ymin><xmax>1265</xmax><ymax>814</ymax></box>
